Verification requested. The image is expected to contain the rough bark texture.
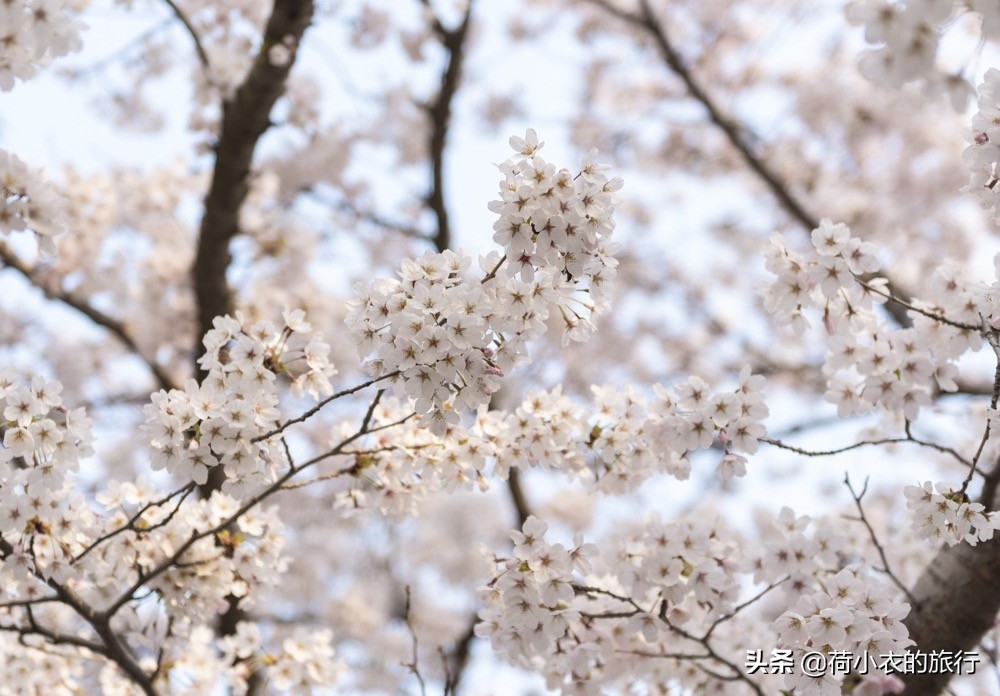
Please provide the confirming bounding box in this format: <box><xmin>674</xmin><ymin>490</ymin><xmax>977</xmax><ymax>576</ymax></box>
<box><xmin>901</xmin><ymin>537</ymin><xmax>1000</xmax><ymax>694</ymax></box>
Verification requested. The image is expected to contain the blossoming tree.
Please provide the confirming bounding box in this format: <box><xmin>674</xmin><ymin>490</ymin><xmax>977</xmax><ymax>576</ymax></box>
<box><xmin>5</xmin><ymin>0</ymin><xmax>1000</xmax><ymax>694</ymax></box>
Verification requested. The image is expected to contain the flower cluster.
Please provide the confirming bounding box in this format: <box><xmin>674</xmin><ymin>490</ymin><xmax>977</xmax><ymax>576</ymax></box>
<box><xmin>478</xmin><ymin>514</ymin><xmax>773</xmax><ymax>694</ymax></box>
<box><xmin>308</xmin><ymin>367</ymin><xmax>767</xmax><ymax>518</ymax></box>
<box><xmin>347</xmin><ymin>131</ymin><xmax>621</xmax><ymax>433</ymax></box>
<box><xmin>0</xmin><ymin>148</ymin><xmax>67</xmax><ymax>255</ymax></box>
<box><xmin>903</xmin><ymin>481</ymin><xmax>1000</xmax><ymax>545</ymax></box>
<box><xmin>761</xmin><ymin>220</ymin><xmax>965</xmax><ymax>421</ymax></box>
<box><xmin>748</xmin><ymin>507</ymin><xmax>848</xmax><ymax>591</ymax></box>
<box><xmin>317</xmin><ymin>395</ymin><xmax>497</xmax><ymax>517</ymax></box>
<box><xmin>771</xmin><ymin>567</ymin><xmax>913</xmax><ymax>695</ymax></box>
<box><xmin>216</xmin><ymin>622</ymin><xmax>344</xmax><ymax>694</ymax></box>
<box><xmin>480</xmin><ymin>367</ymin><xmax>768</xmax><ymax>491</ymax></box>
<box><xmin>0</xmin><ymin>0</ymin><xmax>85</xmax><ymax>91</ymax></box>
<box><xmin>0</xmin><ymin>371</ymin><xmax>93</xmax><ymax>544</ymax></box>
<box><xmin>962</xmin><ymin>68</ymin><xmax>1000</xmax><ymax>224</ymax></box>
<box><xmin>263</xmin><ymin>627</ymin><xmax>345</xmax><ymax>692</ymax></box>
<box><xmin>142</xmin><ymin>309</ymin><xmax>335</xmax><ymax>490</ymax></box>
<box><xmin>476</xmin><ymin>515</ymin><xmax>596</xmax><ymax>680</ymax></box>
<box><xmin>845</xmin><ymin>0</ymin><xmax>978</xmax><ymax>107</ymax></box>
<box><xmin>86</xmin><ymin>489</ymin><xmax>288</xmax><ymax>635</ymax></box>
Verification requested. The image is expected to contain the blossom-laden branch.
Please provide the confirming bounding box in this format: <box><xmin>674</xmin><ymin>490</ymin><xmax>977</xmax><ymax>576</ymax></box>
<box><xmin>72</xmin><ymin>483</ymin><xmax>196</xmax><ymax>564</ymax></box>
<box><xmin>0</xmin><ymin>534</ymin><xmax>160</xmax><ymax>696</ymax></box>
<box><xmin>479</xmin><ymin>512</ymin><xmax>907</xmax><ymax>694</ymax></box>
<box><xmin>102</xmin><ymin>387</ymin><xmax>400</xmax><ymax>622</ymax></box>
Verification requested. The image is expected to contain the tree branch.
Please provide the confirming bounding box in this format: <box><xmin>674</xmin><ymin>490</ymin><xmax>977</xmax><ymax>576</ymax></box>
<box><xmin>187</xmin><ymin>0</ymin><xmax>315</xmax><ymax>681</ymax></box>
<box><xmin>583</xmin><ymin>0</ymin><xmax>916</xmax><ymax>329</ymax></box>
<box><xmin>0</xmin><ymin>537</ymin><xmax>159</xmax><ymax>695</ymax></box>
<box><xmin>0</xmin><ymin>241</ymin><xmax>176</xmax><ymax>392</ymax></box>
<box><xmin>161</xmin><ymin>0</ymin><xmax>210</xmax><ymax>71</ymax></box>
<box><xmin>844</xmin><ymin>475</ymin><xmax>919</xmax><ymax>607</ymax></box>
<box><xmin>420</xmin><ymin>0</ymin><xmax>475</xmax><ymax>252</ymax></box>
<box><xmin>192</xmin><ymin>0</ymin><xmax>316</xmax><ymax>383</ymax></box>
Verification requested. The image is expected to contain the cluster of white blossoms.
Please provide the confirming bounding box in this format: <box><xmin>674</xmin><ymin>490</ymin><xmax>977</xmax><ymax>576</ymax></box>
<box><xmin>314</xmin><ymin>368</ymin><xmax>767</xmax><ymax>517</ymax></box>
<box><xmin>0</xmin><ymin>371</ymin><xmax>93</xmax><ymax>544</ymax></box>
<box><xmin>771</xmin><ymin>567</ymin><xmax>913</xmax><ymax>696</ymax></box>
<box><xmin>142</xmin><ymin>309</ymin><xmax>335</xmax><ymax>490</ymax></box>
<box><xmin>761</xmin><ymin>221</ymin><xmax>1000</xmax><ymax>550</ymax></box>
<box><xmin>94</xmin><ymin>619</ymin><xmax>342</xmax><ymax>695</ymax></box>
<box><xmin>0</xmin><ymin>0</ymin><xmax>85</xmax><ymax>90</ymax></box>
<box><xmin>215</xmin><ymin>622</ymin><xmax>343</xmax><ymax>695</ymax></box>
<box><xmin>962</xmin><ymin>68</ymin><xmax>1000</xmax><ymax>224</ymax></box>
<box><xmin>347</xmin><ymin>130</ymin><xmax>621</xmax><ymax>434</ymax></box>
<box><xmin>0</xmin><ymin>148</ymin><xmax>67</xmax><ymax>255</ymax></box>
<box><xmin>478</xmin><ymin>510</ymin><xmax>906</xmax><ymax>694</ymax></box>
<box><xmin>761</xmin><ymin>219</ymin><xmax>969</xmax><ymax>421</ymax></box>
<box><xmin>846</xmin><ymin>0</ymin><xmax>943</xmax><ymax>88</ymax></box>
<box><xmin>845</xmin><ymin>0</ymin><xmax>983</xmax><ymax>107</ymax></box>
<box><xmin>479</xmin><ymin>367</ymin><xmax>768</xmax><ymax>491</ymax></box>
<box><xmin>0</xmin><ymin>1</ymin><xmax>79</xmax><ymax>254</ymax></box>
<box><xmin>0</xmin><ymin>380</ymin><xmax>304</xmax><ymax>692</ymax></box>
<box><xmin>747</xmin><ymin>507</ymin><xmax>847</xmax><ymax>590</ymax></box>
<box><xmin>903</xmin><ymin>480</ymin><xmax>1000</xmax><ymax>545</ymax></box>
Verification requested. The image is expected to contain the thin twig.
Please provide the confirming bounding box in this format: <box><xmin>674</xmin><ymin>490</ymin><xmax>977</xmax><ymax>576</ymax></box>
<box><xmin>963</xmin><ymin>324</ymin><xmax>1000</xmax><ymax>493</ymax></box>
<box><xmin>73</xmin><ymin>483</ymin><xmax>196</xmax><ymax>564</ymax></box>
<box><xmin>161</xmin><ymin>0</ymin><xmax>210</xmax><ymax>71</ymax></box>
<box><xmin>402</xmin><ymin>585</ymin><xmax>427</xmax><ymax>696</ymax></box>
<box><xmin>761</xmin><ymin>434</ymin><xmax>972</xmax><ymax>469</ymax></box>
<box><xmin>702</xmin><ymin>577</ymin><xmax>788</xmax><ymax>641</ymax></box>
<box><xmin>254</xmin><ymin>372</ymin><xmax>399</xmax><ymax>442</ymax></box>
<box><xmin>844</xmin><ymin>475</ymin><xmax>920</xmax><ymax>608</ymax></box>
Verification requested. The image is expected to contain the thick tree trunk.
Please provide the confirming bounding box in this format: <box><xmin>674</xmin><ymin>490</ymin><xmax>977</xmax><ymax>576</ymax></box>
<box><xmin>901</xmin><ymin>537</ymin><xmax>1000</xmax><ymax>694</ymax></box>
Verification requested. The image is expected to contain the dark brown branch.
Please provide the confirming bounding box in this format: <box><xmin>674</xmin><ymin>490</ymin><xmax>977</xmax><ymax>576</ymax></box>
<box><xmin>506</xmin><ymin>468</ymin><xmax>531</xmax><ymax>528</ymax></box>
<box><xmin>402</xmin><ymin>585</ymin><xmax>428</xmax><ymax>696</ymax></box>
<box><xmin>0</xmin><ymin>538</ymin><xmax>159</xmax><ymax>695</ymax></box>
<box><xmin>442</xmin><ymin>616</ymin><xmax>476</xmax><ymax>695</ymax></box>
<box><xmin>420</xmin><ymin>0</ymin><xmax>475</xmax><ymax>252</ymax></box>
<box><xmin>161</xmin><ymin>0</ymin><xmax>210</xmax><ymax>70</ymax></box>
<box><xmin>761</xmin><ymin>434</ymin><xmax>973</xmax><ymax>469</ymax></box>
<box><xmin>192</xmin><ymin>0</ymin><xmax>316</xmax><ymax>383</ymax></box>
<box><xmin>253</xmin><ymin>372</ymin><xmax>399</xmax><ymax>442</ymax></box>
<box><xmin>188</xmin><ymin>1</ymin><xmax>314</xmax><ymax>681</ymax></box>
<box><xmin>0</xmin><ymin>242</ymin><xmax>176</xmax><ymax>392</ymax></box>
<box><xmin>1</xmin><ymin>617</ymin><xmax>106</xmax><ymax>654</ymax></box>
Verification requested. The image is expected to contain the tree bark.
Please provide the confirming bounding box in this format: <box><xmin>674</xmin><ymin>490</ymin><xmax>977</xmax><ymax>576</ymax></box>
<box><xmin>901</xmin><ymin>535</ymin><xmax>1000</xmax><ymax>694</ymax></box>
